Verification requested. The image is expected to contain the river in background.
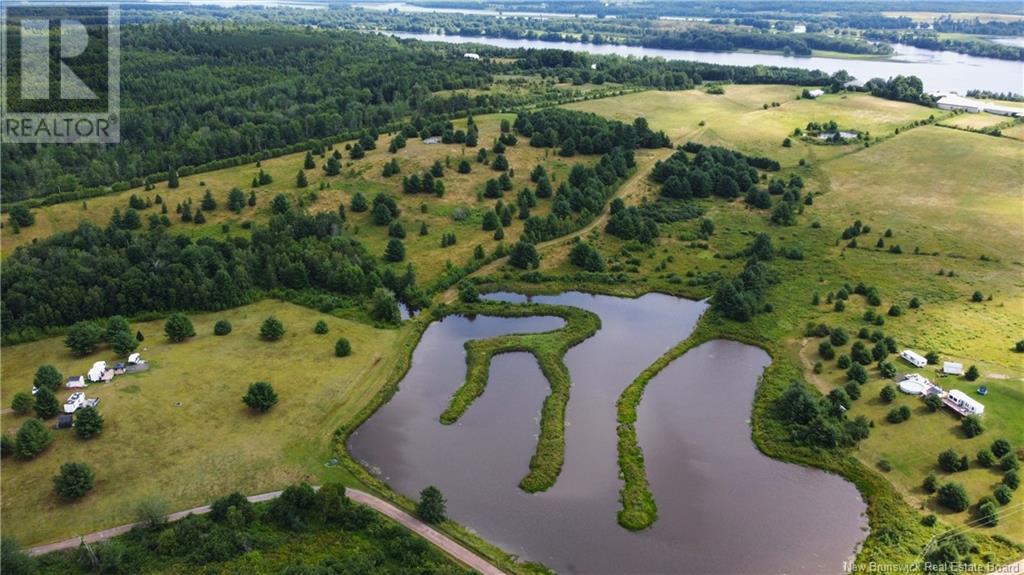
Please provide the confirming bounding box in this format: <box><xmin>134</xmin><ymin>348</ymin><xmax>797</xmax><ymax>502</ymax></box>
<box><xmin>349</xmin><ymin>292</ymin><xmax>867</xmax><ymax>574</ymax></box>
<box><xmin>388</xmin><ymin>31</ymin><xmax>1024</xmax><ymax>94</ymax></box>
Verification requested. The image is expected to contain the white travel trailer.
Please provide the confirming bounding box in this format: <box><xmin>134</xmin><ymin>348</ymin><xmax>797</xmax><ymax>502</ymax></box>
<box><xmin>64</xmin><ymin>392</ymin><xmax>87</xmax><ymax>414</ymax></box>
<box><xmin>66</xmin><ymin>376</ymin><xmax>87</xmax><ymax>389</ymax></box>
<box><xmin>899</xmin><ymin>349</ymin><xmax>927</xmax><ymax>368</ymax></box>
<box><xmin>945</xmin><ymin>390</ymin><xmax>985</xmax><ymax>416</ymax></box>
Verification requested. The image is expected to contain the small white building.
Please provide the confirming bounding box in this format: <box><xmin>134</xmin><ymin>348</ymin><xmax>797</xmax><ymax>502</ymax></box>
<box><xmin>900</xmin><ymin>349</ymin><xmax>928</xmax><ymax>368</ymax></box>
<box><xmin>66</xmin><ymin>376</ymin><xmax>87</xmax><ymax>389</ymax></box>
<box><xmin>64</xmin><ymin>392</ymin><xmax>87</xmax><ymax>414</ymax></box>
<box><xmin>807</xmin><ymin>89</ymin><xmax>825</xmax><ymax>98</ymax></box>
<box><xmin>463</xmin><ymin>52</ymin><xmax>480</xmax><ymax>60</ymax></box>
<box><xmin>945</xmin><ymin>389</ymin><xmax>985</xmax><ymax>416</ymax></box>
<box><xmin>87</xmin><ymin>361</ymin><xmax>107</xmax><ymax>383</ymax></box>
<box><xmin>942</xmin><ymin>362</ymin><xmax>964</xmax><ymax>376</ymax></box>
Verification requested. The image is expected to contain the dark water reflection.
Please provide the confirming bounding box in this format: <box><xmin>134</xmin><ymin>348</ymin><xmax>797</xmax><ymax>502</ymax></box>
<box><xmin>349</xmin><ymin>292</ymin><xmax>867</xmax><ymax>574</ymax></box>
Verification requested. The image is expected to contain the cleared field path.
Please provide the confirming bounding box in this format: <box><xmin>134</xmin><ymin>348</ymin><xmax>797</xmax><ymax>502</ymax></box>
<box><xmin>25</xmin><ymin>488</ymin><xmax>507</xmax><ymax>575</ymax></box>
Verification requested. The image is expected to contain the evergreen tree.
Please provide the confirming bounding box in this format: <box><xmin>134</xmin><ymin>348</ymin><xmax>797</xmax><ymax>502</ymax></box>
<box><xmin>15</xmin><ymin>419</ymin><xmax>52</xmax><ymax>459</ymax></box>
<box><xmin>324</xmin><ymin>155</ymin><xmax>341</xmax><ymax>176</ymax></box>
<box><xmin>201</xmin><ymin>190</ymin><xmax>217</xmax><ymax>211</ymax></box>
<box><xmin>33</xmin><ymin>388</ymin><xmax>60</xmax><ymax>419</ymax></box>
<box><xmin>417</xmin><ymin>486</ymin><xmax>447</xmax><ymax>524</ymax></box>
<box><xmin>168</xmin><ymin>167</ymin><xmax>179</xmax><ymax>189</ymax></box>
<box><xmin>304</xmin><ymin>150</ymin><xmax>316</xmax><ymax>170</ymax></box>
<box><xmin>296</xmin><ymin>170</ymin><xmax>308</xmax><ymax>188</ymax></box>
<box><xmin>384</xmin><ymin>238</ymin><xmax>406</xmax><ymax>262</ymax></box>
<box><xmin>508</xmin><ymin>241</ymin><xmax>540</xmax><ymax>269</ymax></box>
<box><xmin>335</xmin><ymin>338</ymin><xmax>352</xmax><ymax>357</ymax></box>
<box><xmin>248</xmin><ymin>191</ymin><xmax>257</xmax><ymax>206</ymax></box>
<box><xmin>351</xmin><ymin>192</ymin><xmax>368</xmax><ymax>212</ymax></box>
<box><xmin>164</xmin><ymin>314</ymin><xmax>196</xmax><ymax>343</ymax></box>
<box><xmin>33</xmin><ymin>365</ymin><xmax>63</xmax><ymax>393</ymax></box>
<box><xmin>53</xmin><ymin>462</ymin><xmax>95</xmax><ymax>500</ymax></box>
<box><xmin>228</xmin><ymin>187</ymin><xmax>247</xmax><ymax>213</ymax></box>
<box><xmin>74</xmin><ymin>407</ymin><xmax>105</xmax><ymax>439</ymax></box>
<box><xmin>260</xmin><ymin>316</ymin><xmax>285</xmax><ymax>341</ymax></box>
<box><xmin>243</xmin><ymin>382</ymin><xmax>278</xmax><ymax>413</ymax></box>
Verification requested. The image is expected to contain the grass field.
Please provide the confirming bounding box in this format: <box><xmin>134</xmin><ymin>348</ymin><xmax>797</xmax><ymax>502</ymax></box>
<box><xmin>557</xmin><ymin>89</ymin><xmax>1024</xmax><ymax>542</ymax></box>
<box><xmin>882</xmin><ymin>11</ymin><xmax>1024</xmax><ymax>23</ymax></box>
<box><xmin>1</xmin><ymin>300</ymin><xmax>404</xmax><ymax>545</ymax></box>
<box><xmin>938</xmin><ymin>112</ymin><xmax>1014</xmax><ymax>131</ymax></box>
<box><xmin>566</xmin><ymin>86</ymin><xmax>939</xmax><ymax>169</ymax></box>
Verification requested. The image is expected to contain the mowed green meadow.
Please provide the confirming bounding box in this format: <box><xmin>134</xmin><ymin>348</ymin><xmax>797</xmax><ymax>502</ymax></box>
<box><xmin>564</xmin><ymin>88</ymin><xmax>1024</xmax><ymax>539</ymax></box>
<box><xmin>1</xmin><ymin>300</ymin><xmax>404</xmax><ymax>545</ymax></box>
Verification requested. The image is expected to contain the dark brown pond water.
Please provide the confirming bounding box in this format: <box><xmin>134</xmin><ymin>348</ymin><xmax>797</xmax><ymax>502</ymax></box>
<box><xmin>348</xmin><ymin>292</ymin><xmax>867</xmax><ymax>574</ymax></box>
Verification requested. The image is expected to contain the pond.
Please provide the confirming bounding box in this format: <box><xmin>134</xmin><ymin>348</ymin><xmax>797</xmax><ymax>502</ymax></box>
<box><xmin>387</xmin><ymin>31</ymin><xmax>1024</xmax><ymax>94</ymax></box>
<box><xmin>348</xmin><ymin>292</ymin><xmax>867</xmax><ymax>574</ymax></box>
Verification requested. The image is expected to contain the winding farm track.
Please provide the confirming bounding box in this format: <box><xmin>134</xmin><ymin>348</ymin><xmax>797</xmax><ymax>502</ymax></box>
<box><xmin>25</xmin><ymin>487</ymin><xmax>507</xmax><ymax>575</ymax></box>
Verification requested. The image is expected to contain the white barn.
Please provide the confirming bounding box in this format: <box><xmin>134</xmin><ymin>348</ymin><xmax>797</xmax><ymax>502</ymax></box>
<box><xmin>900</xmin><ymin>349</ymin><xmax>928</xmax><ymax>368</ymax></box>
<box><xmin>463</xmin><ymin>52</ymin><xmax>480</xmax><ymax>60</ymax></box>
<box><xmin>945</xmin><ymin>389</ymin><xmax>985</xmax><ymax>416</ymax></box>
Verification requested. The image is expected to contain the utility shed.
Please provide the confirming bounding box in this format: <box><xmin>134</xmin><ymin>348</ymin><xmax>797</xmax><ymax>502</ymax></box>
<box><xmin>942</xmin><ymin>362</ymin><xmax>964</xmax><ymax>376</ymax></box>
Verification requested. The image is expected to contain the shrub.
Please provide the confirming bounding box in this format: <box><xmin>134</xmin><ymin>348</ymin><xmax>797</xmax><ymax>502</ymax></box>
<box><xmin>335</xmin><ymin>338</ymin><xmax>352</xmax><ymax>358</ymax></box>
<box><xmin>977</xmin><ymin>449</ymin><xmax>995</xmax><ymax>468</ymax></box>
<box><xmin>243</xmin><ymin>382</ymin><xmax>278</xmax><ymax>413</ymax></box>
<box><xmin>938</xmin><ymin>448</ymin><xmax>968</xmax><ymax>472</ymax></box>
<box><xmin>33</xmin><ymin>388</ymin><xmax>60</xmax><ymax>419</ymax></box>
<box><xmin>1</xmin><ymin>435</ymin><xmax>13</xmax><ymax>458</ymax></box>
<box><xmin>921</xmin><ymin>514</ymin><xmax>936</xmax><ymax>527</ymax></box>
<box><xmin>33</xmin><ymin>365</ymin><xmax>63</xmax><ymax>393</ymax></box>
<box><xmin>830</xmin><ymin>327</ymin><xmax>848</xmax><ymax>347</ymax></box>
<box><xmin>314</xmin><ymin>320</ymin><xmax>329</xmax><ymax>335</ymax></box>
<box><xmin>54</xmin><ymin>462</ymin><xmax>95</xmax><ymax>500</ymax></box>
<box><xmin>416</xmin><ymin>486</ymin><xmax>446</xmax><ymax>524</ymax></box>
<box><xmin>134</xmin><ymin>497</ymin><xmax>169</xmax><ymax>530</ymax></box>
<box><xmin>213</xmin><ymin>320</ymin><xmax>232</xmax><ymax>336</ymax></box>
<box><xmin>991</xmin><ymin>439</ymin><xmax>1012</xmax><ymax>458</ymax></box>
<box><xmin>994</xmin><ymin>484</ymin><xmax>1013</xmax><ymax>505</ymax></box>
<box><xmin>964</xmin><ymin>365</ymin><xmax>980</xmax><ymax>381</ymax></box>
<box><xmin>164</xmin><ymin>314</ymin><xmax>196</xmax><ymax>342</ymax></box>
<box><xmin>961</xmin><ymin>415</ymin><xmax>984</xmax><ymax>438</ymax></box>
<box><xmin>1001</xmin><ymin>453</ymin><xmax>1020</xmax><ymax>472</ymax></box>
<box><xmin>1005</xmin><ymin>471</ymin><xmax>1020</xmax><ymax>490</ymax></box>
<box><xmin>936</xmin><ymin>482</ymin><xmax>970</xmax><ymax>512</ymax></box>
<box><xmin>886</xmin><ymin>405</ymin><xmax>911</xmax><ymax>423</ymax></box>
<box><xmin>847</xmin><ymin>363</ymin><xmax>868</xmax><ymax>384</ymax></box>
<box><xmin>11</xmin><ymin>392</ymin><xmax>33</xmax><ymax>415</ymax></box>
<box><xmin>923</xmin><ymin>473</ymin><xmax>938</xmax><ymax>494</ymax></box>
<box><xmin>818</xmin><ymin>341</ymin><xmax>835</xmax><ymax>360</ymax></box>
<box><xmin>877</xmin><ymin>459</ymin><xmax>892</xmax><ymax>472</ymax></box>
<box><xmin>923</xmin><ymin>394</ymin><xmax>943</xmax><ymax>412</ymax></box>
<box><xmin>74</xmin><ymin>407</ymin><xmax>104</xmax><ymax>439</ymax></box>
<box><xmin>978</xmin><ymin>498</ymin><xmax>999</xmax><ymax>526</ymax></box>
<box><xmin>15</xmin><ymin>419</ymin><xmax>52</xmax><ymax>459</ymax></box>
<box><xmin>837</xmin><ymin>354</ymin><xmax>851</xmax><ymax>369</ymax></box>
<box><xmin>210</xmin><ymin>492</ymin><xmax>255</xmax><ymax>525</ymax></box>
<box><xmin>260</xmin><ymin>316</ymin><xmax>285</xmax><ymax>341</ymax></box>
<box><xmin>879</xmin><ymin>385</ymin><xmax>896</xmax><ymax>403</ymax></box>
<box><xmin>65</xmin><ymin>321</ymin><xmax>105</xmax><ymax>356</ymax></box>
<box><xmin>458</xmin><ymin>281</ymin><xmax>479</xmax><ymax>303</ymax></box>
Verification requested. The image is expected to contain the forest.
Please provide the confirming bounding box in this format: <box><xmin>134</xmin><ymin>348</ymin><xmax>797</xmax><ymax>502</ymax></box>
<box><xmin>0</xmin><ymin>19</ymin><xmax>849</xmax><ymax>205</ymax></box>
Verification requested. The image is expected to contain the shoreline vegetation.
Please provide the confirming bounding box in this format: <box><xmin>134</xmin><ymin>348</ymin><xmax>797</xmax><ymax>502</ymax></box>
<box><xmin>437</xmin><ymin>302</ymin><xmax>601</xmax><ymax>493</ymax></box>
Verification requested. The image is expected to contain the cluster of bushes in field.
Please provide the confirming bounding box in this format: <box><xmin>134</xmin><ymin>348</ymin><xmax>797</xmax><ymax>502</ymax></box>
<box><xmin>711</xmin><ymin>233</ymin><xmax>779</xmax><ymax>322</ymax></box>
<box><xmin>924</xmin><ymin>438</ymin><xmax>1019</xmax><ymax>526</ymax></box>
<box><xmin>5</xmin><ymin>483</ymin><xmax>469</xmax><ymax>575</ymax></box>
